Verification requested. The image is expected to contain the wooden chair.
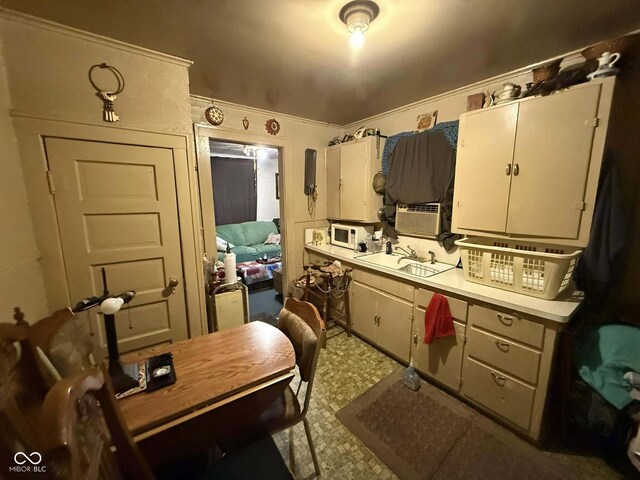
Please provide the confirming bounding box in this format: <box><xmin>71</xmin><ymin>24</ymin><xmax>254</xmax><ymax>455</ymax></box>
<box><xmin>256</xmin><ymin>298</ymin><xmax>326</xmax><ymax>476</ymax></box>
<box><xmin>0</xmin><ymin>309</ymin><xmax>52</xmax><ymax>457</ymax></box>
<box><xmin>302</xmin><ymin>262</ymin><xmax>352</xmax><ymax>341</ymax></box>
<box><xmin>39</xmin><ymin>362</ymin><xmax>155</xmax><ymax>480</ymax></box>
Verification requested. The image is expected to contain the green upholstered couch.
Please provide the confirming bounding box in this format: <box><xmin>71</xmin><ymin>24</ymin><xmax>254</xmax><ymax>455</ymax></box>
<box><xmin>216</xmin><ymin>221</ymin><xmax>280</xmax><ymax>263</ymax></box>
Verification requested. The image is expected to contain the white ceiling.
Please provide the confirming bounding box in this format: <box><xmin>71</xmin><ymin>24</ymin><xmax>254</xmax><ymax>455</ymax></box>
<box><xmin>2</xmin><ymin>0</ymin><xmax>640</xmax><ymax>124</ymax></box>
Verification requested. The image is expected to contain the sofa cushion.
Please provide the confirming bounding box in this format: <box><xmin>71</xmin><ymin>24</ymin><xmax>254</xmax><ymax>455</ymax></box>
<box><xmin>242</xmin><ymin>221</ymin><xmax>278</xmax><ymax>246</ymax></box>
<box><xmin>253</xmin><ymin>244</ymin><xmax>281</xmax><ymax>257</ymax></box>
<box><xmin>231</xmin><ymin>245</ymin><xmax>259</xmax><ymax>263</ymax></box>
<box><xmin>216</xmin><ymin>223</ymin><xmax>246</xmax><ymax>247</ymax></box>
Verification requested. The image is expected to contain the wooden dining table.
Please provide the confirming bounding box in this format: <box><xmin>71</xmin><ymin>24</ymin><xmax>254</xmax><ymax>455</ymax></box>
<box><xmin>118</xmin><ymin>321</ymin><xmax>295</xmax><ymax>466</ymax></box>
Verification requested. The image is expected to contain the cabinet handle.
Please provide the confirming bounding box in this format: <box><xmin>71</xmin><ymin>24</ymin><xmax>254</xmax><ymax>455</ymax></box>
<box><xmin>505</xmin><ymin>163</ymin><xmax>512</xmax><ymax>176</ymax></box>
<box><xmin>497</xmin><ymin>314</ymin><xmax>513</xmax><ymax>326</ymax></box>
<box><xmin>490</xmin><ymin>371</ymin><xmax>507</xmax><ymax>386</ymax></box>
<box><xmin>513</xmin><ymin>163</ymin><xmax>520</xmax><ymax>176</ymax></box>
<box><xmin>374</xmin><ymin>314</ymin><xmax>379</xmax><ymax>326</ymax></box>
<box><xmin>413</xmin><ymin>334</ymin><xmax>418</xmax><ymax>346</ymax></box>
<box><xmin>495</xmin><ymin>340</ymin><xmax>510</xmax><ymax>352</ymax></box>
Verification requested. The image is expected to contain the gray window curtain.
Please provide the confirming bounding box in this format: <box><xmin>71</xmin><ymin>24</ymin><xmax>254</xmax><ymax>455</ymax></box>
<box><xmin>211</xmin><ymin>156</ymin><xmax>256</xmax><ymax>225</ymax></box>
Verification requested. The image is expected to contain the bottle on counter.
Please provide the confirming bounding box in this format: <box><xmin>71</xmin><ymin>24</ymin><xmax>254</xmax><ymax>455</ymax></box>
<box><xmin>385</xmin><ymin>240</ymin><xmax>392</xmax><ymax>254</ymax></box>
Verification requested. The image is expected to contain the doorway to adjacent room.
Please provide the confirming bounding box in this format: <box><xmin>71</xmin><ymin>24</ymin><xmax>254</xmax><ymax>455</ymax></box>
<box><xmin>208</xmin><ymin>139</ymin><xmax>284</xmax><ymax>327</ymax></box>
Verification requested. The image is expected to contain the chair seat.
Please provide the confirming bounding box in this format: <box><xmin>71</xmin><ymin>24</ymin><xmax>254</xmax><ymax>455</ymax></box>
<box><xmin>258</xmin><ymin>385</ymin><xmax>302</xmax><ymax>432</ymax></box>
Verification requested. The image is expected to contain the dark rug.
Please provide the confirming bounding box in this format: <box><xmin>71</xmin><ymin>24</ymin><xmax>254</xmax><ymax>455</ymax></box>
<box><xmin>250</xmin><ymin>311</ymin><xmax>278</xmax><ymax>327</ymax></box>
<box><xmin>336</xmin><ymin>371</ymin><xmax>579</xmax><ymax>480</ymax></box>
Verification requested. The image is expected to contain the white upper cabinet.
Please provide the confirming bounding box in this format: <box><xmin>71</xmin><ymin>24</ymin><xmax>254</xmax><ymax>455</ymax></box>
<box><xmin>326</xmin><ymin>136</ymin><xmax>385</xmax><ymax>223</ymax></box>
<box><xmin>452</xmin><ymin>78</ymin><xmax>615</xmax><ymax>247</ymax></box>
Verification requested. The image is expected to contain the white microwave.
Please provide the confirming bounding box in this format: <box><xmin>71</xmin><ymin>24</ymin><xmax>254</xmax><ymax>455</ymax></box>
<box><xmin>331</xmin><ymin>223</ymin><xmax>373</xmax><ymax>250</ymax></box>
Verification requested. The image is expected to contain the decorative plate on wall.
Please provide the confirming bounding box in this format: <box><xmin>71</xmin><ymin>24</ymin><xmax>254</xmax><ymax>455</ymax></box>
<box><xmin>205</xmin><ymin>106</ymin><xmax>224</xmax><ymax>126</ymax></box>
<box><xmin>265</xmin><ymin>118</ymin><xmax>280</xmax><ymax>135</ymax></box>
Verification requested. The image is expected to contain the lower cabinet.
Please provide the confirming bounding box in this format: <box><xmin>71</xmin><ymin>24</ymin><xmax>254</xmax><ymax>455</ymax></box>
<box><xmin>350</xmin><ymin>281</ymin><xmax>413</xmax><ymax>362</ymax></box>
<box><xmin>305</xmin><ymin>248</ymin><xmax>564</xmax><ymax>442</ymax></box>
<box><xmin>411</xmin><ymin>289</ymin><xmax>468</xmax><ymax>391</ymax></box>
<box><xmin>460</xmin><ymin>304</ymin><xmax>559</xmax><ymax>441</ymax></box>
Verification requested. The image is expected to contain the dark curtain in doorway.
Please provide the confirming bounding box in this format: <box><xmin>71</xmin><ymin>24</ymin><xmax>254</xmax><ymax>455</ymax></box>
<box><xmin>211</xmin><ymin>156</ymin><xmax>257</xmax><ymax>225</ymax></box>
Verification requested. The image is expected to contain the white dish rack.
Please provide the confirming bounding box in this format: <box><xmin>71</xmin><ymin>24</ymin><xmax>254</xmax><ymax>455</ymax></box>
<box><xmin>455</xmin><ymin>237</ymin><xmax>582</xmax><ymax>300</ymax></box>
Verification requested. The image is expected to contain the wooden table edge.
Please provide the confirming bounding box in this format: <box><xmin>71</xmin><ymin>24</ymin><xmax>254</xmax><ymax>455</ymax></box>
<box><xmin>131</xmin><ymin>371</ymin><xmax>295</xmax><ymax>441</ymax></box>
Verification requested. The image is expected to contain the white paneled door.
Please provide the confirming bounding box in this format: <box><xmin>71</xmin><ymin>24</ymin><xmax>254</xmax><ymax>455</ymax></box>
<box><xmin>45</xmin><ymin>138</ymin><xmax>188</xmax><ymax>356</ymax></box>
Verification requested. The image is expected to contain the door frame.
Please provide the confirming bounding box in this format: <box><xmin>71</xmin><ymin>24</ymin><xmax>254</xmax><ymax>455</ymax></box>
<box><xmin>194</xmin><ymin>123</ymin><xmax>292</xmax><ymax>290</ymax></box>
<box><xmin>12</xmin><ymin>116</ymin><xmax>207</xmax><ymax>337</ymax></box>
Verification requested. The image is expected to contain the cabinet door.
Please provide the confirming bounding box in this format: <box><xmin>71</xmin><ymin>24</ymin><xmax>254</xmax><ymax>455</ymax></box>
<box><xmin>376</xmin><ymin>291</ymin><xmax>413</xmax><ymax>362</ymax></box>
<box><xmin>452</xmin><ymin>103</ymin><xmax>518</xmax><ymax>233</ymax></box>
<box><xmin>506</xmin><ymin>85</ymin><xmax>600</xmax><ymax>238</ymax></box>
<box><xmin>412</xmin><ymin>306</ymin><xmax>466</xmax><ymax>391</ymax></box>
<box><xmin>326</xmin><ymin>147</ymin><xmax>341</xmax><ymax>219</ymax></box>
<box><xmin>339</xmin><ymin>141</ymin><xmax>368</xmax><ymax>221</ymax></box>
<box><xmin>350</xmin><ymin>281</ymin><xmax>378</xmax><ymax>342</ymax></box>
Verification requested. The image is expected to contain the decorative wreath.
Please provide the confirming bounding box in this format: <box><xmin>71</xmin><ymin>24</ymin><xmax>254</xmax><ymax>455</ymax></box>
<box><xmin>265</xmin><ymin>118</ymin><xmax>280</xmax><ymax>135</ymax></box>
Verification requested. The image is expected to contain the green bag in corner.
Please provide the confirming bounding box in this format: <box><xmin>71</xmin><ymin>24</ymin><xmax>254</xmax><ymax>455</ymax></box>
<box><xmin>574</xmin><ymin>323</ymin><xmax>640</xmax><ymax>409</ymax></box>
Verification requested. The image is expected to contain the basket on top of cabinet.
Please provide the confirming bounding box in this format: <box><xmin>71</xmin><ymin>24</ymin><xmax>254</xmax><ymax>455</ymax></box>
<box><xmin>455</xmin><ymin>237</ymin><xmax>581</xmax><ymax>299</ymax></box>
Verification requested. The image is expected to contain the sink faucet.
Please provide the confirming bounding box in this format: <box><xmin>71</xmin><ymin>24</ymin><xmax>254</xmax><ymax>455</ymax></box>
<box><xmin>427</xmin><ymin>250</ymin><xmax>436</xmax><ymax>264</ymax></box>
<box><xmin>394</xmin><ymin>245</ymin><xmax>426</xmax><ymax>263</ymax></box>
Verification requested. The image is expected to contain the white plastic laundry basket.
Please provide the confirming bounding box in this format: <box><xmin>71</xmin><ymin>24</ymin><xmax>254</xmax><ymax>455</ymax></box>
<box><xmin>455</xmin><ymin>237</ymin><xmax>582</xmax><ymax>300</ymax></box>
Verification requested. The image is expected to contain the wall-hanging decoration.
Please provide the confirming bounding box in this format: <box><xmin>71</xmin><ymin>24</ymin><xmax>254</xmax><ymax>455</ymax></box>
<box><xmin>88</xmin><ymin>63</ymin><xmax>125</xmax><ymax>122</ymax></box>
<box><xmin>415</xmin><ymin>110</ymin><xmax>438</xmax><ymax>132</ymax></box>
<box><xmin>265</xmin><ymin>118</ymin><xmax>280</xmax><ymax>135</ymax></box>
<box><xmin>242</xmin><ymin>116</ymin><xmax>250</xmax><ymax>130</ymax></box>
<box><xmin>466</xmin><ymin>93</ymin><xmax>485</xmax><ymax>112</ymax></box>
<box><xmin>205</xmin><ymin>105</ymin><xmax>224</xmax><ymax>126</ymax></box>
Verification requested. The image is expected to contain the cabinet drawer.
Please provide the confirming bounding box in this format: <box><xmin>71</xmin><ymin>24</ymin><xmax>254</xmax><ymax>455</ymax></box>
<box><xmin>467</xmin><ymin>327</ymin><xmax>541</xmax><ymax>384</ymax></box>
<box><xmin>415</xmin><ymin>289</ymin><xmax>468</xmax><ymax>322</ymax></box>
<box><xmin>469</xmin><ymin>305</ymin><xmax>544</xmax><ymax>349</ymax></box>
<box><xmin>461</xmin><ymin>357</ymin><xmax>535</xmax><ymax>431</ymax></box>
<box><xmin>352</xmin><ymin>268</ymin><xmax>414</xmax><ymax>302</ymax></box>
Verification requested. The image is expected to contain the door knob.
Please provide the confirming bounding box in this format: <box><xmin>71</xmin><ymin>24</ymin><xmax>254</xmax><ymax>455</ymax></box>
<box><xmin>168</xmin><ymin>277</ymin><xmax>179</xmax><ymax>288</ymax></box>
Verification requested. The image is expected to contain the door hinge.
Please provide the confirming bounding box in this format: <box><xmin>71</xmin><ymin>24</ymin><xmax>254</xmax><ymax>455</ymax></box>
<box><xmin>585</xmin><ymin>117</ymin><xmax>599</xmax><ymax>128</ymax></box>
<box><xmin>46</xmin><ymin>171</ymin><xmax>56</xmax><ymax>195</ymax></box>
<box><xmin>574</xmin><ymin>201</ymin><xmax>586</xmax><ymax>210</ymax></box>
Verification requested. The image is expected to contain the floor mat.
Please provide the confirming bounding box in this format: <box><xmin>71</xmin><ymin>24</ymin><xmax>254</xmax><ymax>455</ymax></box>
<box><xmin>337</xmin><ymin>370</ymin><xmax>579</xmax><ymax>480</ymax></box>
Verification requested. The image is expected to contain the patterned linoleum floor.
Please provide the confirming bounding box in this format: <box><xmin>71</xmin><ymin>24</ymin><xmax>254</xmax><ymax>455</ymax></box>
<box><xmin>274</xmin><ymin>326</ymin><xmax>626</xmax><ymax>480</ymax></box>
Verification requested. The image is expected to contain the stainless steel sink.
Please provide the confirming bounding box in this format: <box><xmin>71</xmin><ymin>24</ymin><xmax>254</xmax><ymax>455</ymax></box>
<box><xmin>355</xmin><ymin>251</ymin><xmax>454</xmax><ymax>278</ymax></box>
<box><xmin>398</xmin><ymin>263</ymin><xmax>442</xmax><ymax>277</ymax></box>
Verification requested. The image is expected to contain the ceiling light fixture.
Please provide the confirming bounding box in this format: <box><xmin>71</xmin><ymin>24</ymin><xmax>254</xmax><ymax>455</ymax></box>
<box><xmin>339</xmin><ymin>0</ymin><xmax>379</xmax><ymax>48</ymax></box>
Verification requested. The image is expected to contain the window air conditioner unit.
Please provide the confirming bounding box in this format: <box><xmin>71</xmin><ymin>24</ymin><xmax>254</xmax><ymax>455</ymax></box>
<box><xmin>395</xmin><ymin>203</ymin><xmax>441</xmax><ymax>238</ymax></box>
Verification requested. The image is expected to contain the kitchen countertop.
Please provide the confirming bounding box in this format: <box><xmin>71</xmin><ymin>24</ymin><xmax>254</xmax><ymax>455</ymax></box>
<box><xmin>306</xmin><ymin>244</ymin><xmax>582</xmax><ymax>324</ymax></box>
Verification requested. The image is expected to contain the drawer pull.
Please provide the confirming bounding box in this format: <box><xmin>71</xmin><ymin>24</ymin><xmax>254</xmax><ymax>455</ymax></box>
<box><xmin>490</xmin><ymin>371</ymin><xmax>507</xmax><ymax>385</ymax></box>
<box><xmin>497</xmin><ymin>314</ymin><xmax>513</xmax><ymax>326</ymax></box>
<box><xmin>495</xmin><ymin>340</ymin><xmax>510</xmax><ymax>351</ymax></box>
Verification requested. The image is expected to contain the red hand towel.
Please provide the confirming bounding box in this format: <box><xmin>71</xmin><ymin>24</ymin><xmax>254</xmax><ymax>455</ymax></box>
<box><xmin>423</xmin><ymin>293</ymin><xmax>455</xmax><ymax>344</ymax></box>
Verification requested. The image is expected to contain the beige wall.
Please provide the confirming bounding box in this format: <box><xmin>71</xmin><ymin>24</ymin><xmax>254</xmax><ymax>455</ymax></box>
<box><xmin>191</xmin><ymin>96</ymin><xmax>341</xmax><ymax>288</ymax></box>
<box><xmin>0</xmin><ymin>30</ymin><xmax>49</xmax><ymax>321</ymax></box>
<box><xmin>0</xmin><ymin>11</ymin><xmax>205</xmax><ymax>333</ymax></box>
<box><xmin>0</xmin><ymin>10</ymin><xmax>192</xmax><ymax>134</ymax></box>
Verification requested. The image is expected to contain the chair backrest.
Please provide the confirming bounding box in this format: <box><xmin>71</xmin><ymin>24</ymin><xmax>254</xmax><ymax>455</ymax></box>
<box><xmin>27</xmin><ymin>307</ymin><xmax>95</xmax><ymax>380</ymax></box>
<box><xmin>39</xmin><ymin>362</ymin><xmax>154</xmax><ymax>480</ymax></box>
<box><xmin>278</xmin><ymin>298</ymin><xmax>325</xmax><ymax>415</ymax></box>
<box><xmin>0</xmin><ymin>310</ymin><xmax>49</xmax><ymax>456</ymax></box>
